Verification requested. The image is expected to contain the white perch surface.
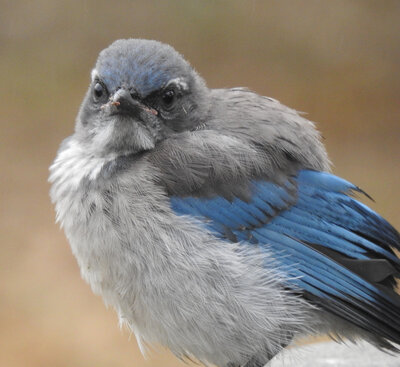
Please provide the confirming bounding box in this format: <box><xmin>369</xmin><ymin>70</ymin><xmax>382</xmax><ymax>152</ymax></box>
<box><xmin>270</xmin><ymin>341</ymin><xmax>400</xmax><ymax>367</ymax></box>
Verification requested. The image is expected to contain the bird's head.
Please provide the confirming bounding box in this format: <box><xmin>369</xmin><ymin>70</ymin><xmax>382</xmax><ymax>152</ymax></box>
<box><xmin>75</xmin><ymin>39</ymin><xmax>209</xmax><ymax>157</ymax></box>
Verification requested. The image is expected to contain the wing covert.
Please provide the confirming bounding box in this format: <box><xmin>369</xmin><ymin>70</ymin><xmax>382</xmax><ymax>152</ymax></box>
<box><xmin>169</xmin><ymin>170</ymin><xmax>400</xmax><ymax>348</ymax></box>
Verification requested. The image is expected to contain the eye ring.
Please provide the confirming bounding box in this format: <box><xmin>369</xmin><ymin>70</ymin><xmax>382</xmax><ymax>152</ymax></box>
<box><xmin>93</xmin><ymin>82</ymin><xmax>107</xmax><ymax>102</ymax></box>
<box><xmin>161</xmin><ymin>89</ymin><xmax>176</xmax><ymax>110</ymax></box>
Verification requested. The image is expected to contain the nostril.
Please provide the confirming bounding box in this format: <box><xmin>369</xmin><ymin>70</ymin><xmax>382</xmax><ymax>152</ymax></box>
<box><xmin>112</xmin><ymin>88</ymin><xmax>132</xmax><ymax>105</ymax></box>
<box><xmin>130</xmin><ymin>89</ymin><xmax>139</xmax><ymax>100</ymax></box>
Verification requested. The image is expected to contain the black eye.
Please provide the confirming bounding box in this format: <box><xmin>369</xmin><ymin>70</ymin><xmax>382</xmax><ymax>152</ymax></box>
<box><xmin>93</xmin><ymin>82</ymin><xmax>106</xmax><ymax>101</ymax></box>
<box><xmin>161</xmin><ymin>89</ymin><xmax>176</xmax><ymax>109</ymax></box>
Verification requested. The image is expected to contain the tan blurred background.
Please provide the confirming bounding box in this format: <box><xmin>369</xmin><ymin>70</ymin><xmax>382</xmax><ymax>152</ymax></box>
<box><xmin>0</xmin><ymin>1</ymin><xmax>399</xmax><ymax>366</ymax></box>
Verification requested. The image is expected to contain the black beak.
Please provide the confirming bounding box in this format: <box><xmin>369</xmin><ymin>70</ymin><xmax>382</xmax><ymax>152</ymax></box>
<box><xmin>110</xmin><ymin>88</ymin><xmax>142</xmax><ymax>116</ymax></box>
<box><xmin>108</xmin><ymin>88</ymin><xmax>158</xmax><ymax>118</ymax></box>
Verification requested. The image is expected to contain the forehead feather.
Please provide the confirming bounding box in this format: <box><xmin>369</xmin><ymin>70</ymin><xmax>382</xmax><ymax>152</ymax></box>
<box><xmin>95</xmin><ymin>39</ymin><xmax>192</xmax><ymax>97</ymax></box>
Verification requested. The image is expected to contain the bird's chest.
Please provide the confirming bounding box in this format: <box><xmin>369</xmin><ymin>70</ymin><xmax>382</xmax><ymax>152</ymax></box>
<box><xmin>63</xmin><ymin>187</ymin><xmax>121</xmax><ymax>294</ymax></box>
<box><xmin>50</xmin><ymin>147</ymin><xmax>155</xmax><ymax>308</ymax></box>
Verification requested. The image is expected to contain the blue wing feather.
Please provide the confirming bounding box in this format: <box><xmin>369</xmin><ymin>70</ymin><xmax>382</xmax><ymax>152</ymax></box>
<box><xmin>169</xmin><ymin>170</ymin><xmax>400</xmax><ymax>343</ymax></box>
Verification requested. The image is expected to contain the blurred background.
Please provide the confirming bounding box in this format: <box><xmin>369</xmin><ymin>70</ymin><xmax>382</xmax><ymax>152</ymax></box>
<box><xmin>1</xmin><ymin>1</ymin><xmax>399</xmax><ymax>366</ymax></box>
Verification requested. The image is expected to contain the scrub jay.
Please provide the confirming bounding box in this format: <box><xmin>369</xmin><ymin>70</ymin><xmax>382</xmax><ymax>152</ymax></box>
<box><xmin>50</xmin><ymin>39</ymin><xmax>400</xmax><ymax>367</ymax></box>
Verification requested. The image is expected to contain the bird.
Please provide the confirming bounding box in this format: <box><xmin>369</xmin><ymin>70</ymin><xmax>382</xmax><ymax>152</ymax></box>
<box><xmin>49</xmin><ymin>39</ymin><xmax>400</xmax><ymax>367</ymax></box>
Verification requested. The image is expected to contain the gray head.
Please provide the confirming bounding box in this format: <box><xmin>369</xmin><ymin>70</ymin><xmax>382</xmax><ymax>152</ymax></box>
<box><xmin>76</xmin><ymin>39</ymin><xmax>209</xmax><ymax>157</ymax></box>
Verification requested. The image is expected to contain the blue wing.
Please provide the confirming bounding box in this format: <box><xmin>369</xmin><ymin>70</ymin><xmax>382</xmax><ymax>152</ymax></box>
<box><xmin>169</xmin><ymin>170</ymin><xmax>400</xmax><ymax>346</ymax></box>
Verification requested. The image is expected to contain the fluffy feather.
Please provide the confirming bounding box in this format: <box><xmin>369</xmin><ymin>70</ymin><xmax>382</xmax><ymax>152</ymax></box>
<box><xmin>50</xmin><ymin>39</ymin><xmax>400</xmax><ymax>367</ymax></box>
